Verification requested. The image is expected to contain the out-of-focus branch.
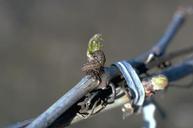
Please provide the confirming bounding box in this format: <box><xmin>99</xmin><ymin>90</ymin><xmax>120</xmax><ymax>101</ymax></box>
<box><xmin>159</xmin><ymin>59</ymin><xmax>193</xmax><ymax>82</ymax></box>
<box><xmin>137</xmin><ymin>6</ymin><xmax>191</xmax><ymax>63</ymax></box>
<box><xmin>143</xmin><ymin>102</ymin><xmax>157</xmax><ymax>128</ymax></box>
<box><xmin>150</xmin><ymin>7</ymin><xmax>188</xmax><ymax>56</ymax></box>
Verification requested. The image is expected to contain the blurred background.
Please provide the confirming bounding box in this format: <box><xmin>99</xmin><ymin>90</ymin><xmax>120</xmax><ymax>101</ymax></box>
<box><xmin>0</xmin><ymin>0</ymin><xmax>193</xmax><ymax>128</ymax></box>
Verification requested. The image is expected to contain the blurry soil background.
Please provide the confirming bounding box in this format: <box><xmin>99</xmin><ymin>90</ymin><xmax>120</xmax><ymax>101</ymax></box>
<box><xmin>1</xmin><ymin>0</ymin><xmax>193</xmax><ymax>128</ymax></box>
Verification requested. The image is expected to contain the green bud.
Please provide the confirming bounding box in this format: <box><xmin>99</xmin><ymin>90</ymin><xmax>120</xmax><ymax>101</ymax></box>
<box><xmin>87</xmin><ymin>34</ymin><xmax>103</xmax><ymax>57</ymax></box>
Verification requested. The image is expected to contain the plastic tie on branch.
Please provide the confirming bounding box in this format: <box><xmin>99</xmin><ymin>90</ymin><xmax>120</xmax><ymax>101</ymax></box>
<box><xmin>113</xmin><ymin>61</ymin><xmax>145</xmax><ymax>107</ymax></box>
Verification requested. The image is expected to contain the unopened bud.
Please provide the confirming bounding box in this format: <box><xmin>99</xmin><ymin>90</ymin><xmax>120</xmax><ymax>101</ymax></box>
<box><xmin>151</xmin><ymin>75</ymin><xmax>168</xmax><ymax>90</ymax></box>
